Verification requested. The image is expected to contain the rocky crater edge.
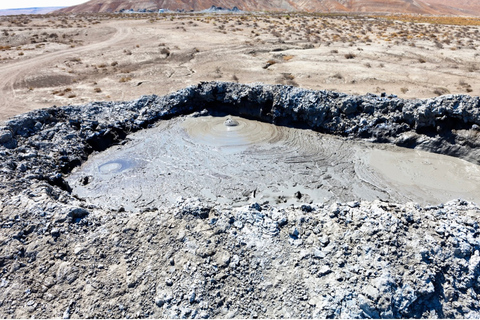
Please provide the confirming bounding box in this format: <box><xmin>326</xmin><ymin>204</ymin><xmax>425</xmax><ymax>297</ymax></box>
<box><xmin>0</xmin><ymin>81</ymin><xmax>480</xmax><ymax>318</ymax></box>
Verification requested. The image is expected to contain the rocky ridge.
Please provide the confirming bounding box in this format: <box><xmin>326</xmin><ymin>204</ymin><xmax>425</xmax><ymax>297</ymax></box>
<box><xmin>1</xmin><ymin>82</ymin><xmax>480</xmax><ymax>318</ymax></box>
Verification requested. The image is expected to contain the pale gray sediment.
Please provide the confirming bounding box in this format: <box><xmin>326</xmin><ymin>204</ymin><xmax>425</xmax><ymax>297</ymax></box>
<box><xmin>66</xmin><ymin>115</ymin><xmax>480</xmax><ymax>211</ymax></box>
<box><xmin>1</xmin><ymin>82</ymin><xmax>480</xmax><ymax>318</ymax></box>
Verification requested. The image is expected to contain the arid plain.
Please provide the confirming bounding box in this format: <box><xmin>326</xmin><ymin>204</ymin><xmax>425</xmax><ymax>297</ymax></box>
<box><xmin>1</xmin><ymin>12</ymin><xmax>480</xmax><ymax>121</ymax></box>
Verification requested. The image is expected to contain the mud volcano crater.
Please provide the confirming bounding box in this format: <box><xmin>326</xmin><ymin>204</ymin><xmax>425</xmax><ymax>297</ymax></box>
<box><xmin>2</xmin><ymin>82</ymin><xmax>480</xmax><ymax>318</ymax></box>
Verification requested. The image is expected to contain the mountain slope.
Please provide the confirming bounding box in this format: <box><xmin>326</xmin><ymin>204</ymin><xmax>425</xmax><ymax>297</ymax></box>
<box><xmin>55</xmin><ymin>0</ymin><xmax>480</xmax><ymax>15</ymax></box>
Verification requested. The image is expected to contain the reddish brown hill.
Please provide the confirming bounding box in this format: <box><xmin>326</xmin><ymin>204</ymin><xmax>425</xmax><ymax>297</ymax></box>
<box><xmin>55</xmin><ymin>0</ymin><xmax>480</xmax><ymax>16</ymax></box>
<box><xmin>422</xmin><ymin>0</ymin><xmax>480</xmax><ymax>15</ymax></box>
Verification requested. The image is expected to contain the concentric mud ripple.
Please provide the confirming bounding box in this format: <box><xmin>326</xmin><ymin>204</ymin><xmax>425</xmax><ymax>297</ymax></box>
<box><xmin>182</xmin><ymin>116</ymin><xmax>285</xmax><ymax>152</ymax></box>
<box><xmin>67</xmin><ymin>115</ymin><xmax>480</xmax><ymax>211</ymax></box>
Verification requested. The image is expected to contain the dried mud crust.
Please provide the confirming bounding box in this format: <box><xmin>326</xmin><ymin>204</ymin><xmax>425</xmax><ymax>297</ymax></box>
<box><xmin>1</xmin><ymin>82</ymin><xmax>480</xmax><ymax>318</ymax></box>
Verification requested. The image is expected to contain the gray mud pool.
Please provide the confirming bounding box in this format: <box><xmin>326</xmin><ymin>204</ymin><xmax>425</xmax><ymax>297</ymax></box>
<box><xmin>67</xmin><ymin>115</ymin><xmax>480</xmax><ymax>211</ymax></box>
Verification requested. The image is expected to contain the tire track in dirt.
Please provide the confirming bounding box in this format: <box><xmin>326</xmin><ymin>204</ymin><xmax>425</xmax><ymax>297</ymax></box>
<box><xmin>0</xmin><ymin>22</ymin><xmax>132</xmax><ymax>121</ymax></box>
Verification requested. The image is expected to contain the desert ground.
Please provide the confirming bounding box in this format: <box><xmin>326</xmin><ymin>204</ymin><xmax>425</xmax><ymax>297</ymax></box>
<box><xmin>1</xmin><ymin>12</ymin><xmax>480</xmax><ymax>121</ymax></box>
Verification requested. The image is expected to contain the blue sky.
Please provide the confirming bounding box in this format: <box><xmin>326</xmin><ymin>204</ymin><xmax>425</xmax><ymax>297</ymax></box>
<box><xmin>0</xmin><ymin>0</ymin><xmax>86</xmax><ymax>10</ymax></box>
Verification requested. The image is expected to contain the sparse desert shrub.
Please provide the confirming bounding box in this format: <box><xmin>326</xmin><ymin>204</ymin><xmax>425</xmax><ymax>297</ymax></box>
<box><xmin>213</xmin><ymin>67</ymin><xmax>222</xmax><ymax>79</ymax></box>
<box><xmin>364</xmin><ymin>62</ymin><xmax>372</xmax><ymax>68</ymax></box>
<box><xmin>271</xmin><ymin>30</ymin><xmax>281</xmax><ymax>37</ymax></box>
<box><xmin>263</xmin><ymin>59</ymin><xmax>277</xmax><ymax>69</ymax></box>
<box><xmin>418</xmin><ymin>58</ymin><xmax>426</xmax><ymax>63</ymax></box>
<box><xmin>18</xmin><ymin>52</ymin><xmax>24</xmax><ymax>56</ymax></box>
<box><xmin>232</xmin><ymin>74</ymin><xmax>239</xmax><ymax>82</ymax></box>
<box><xmin>344</xmin><ymin>53</ymin><xmax>356</xmax><ymax>59</ymax></box>
<box><xmin>401</xmin><ymin>87</ymin><xmax>409</xmax><ymax>94</ymax></box>
<box><xmin>433</xmin><ymin>87</ymin><xmax>450</xmax><ymax>96</ymax></box>
<box><xmin>119</xmin><ymin>77</ymin><xmax>132</xmax><ymax>83</ymax></box>
<box><xmin>68</xmin><ymin>94</ymin><xmax>76</xmax><ymax>98</ymax></box>
<box><xmin>332</xmin><ymin>72</ymin><xmax>343</xmax><ymax>79</ymax></box>
<box><xmin>459</xmin><ymin>79</ymin><xmax>473</xmax><ymax>92</ymax></box>
<box><xmin>330</xmin><ymin>49</ymin><xmax>338</xmax><ymax>54</ymax></box>
<box><xmin>98</xmin><ymin>64</ymin><xmax>107</xmax><ymax>68</ymax></box>
<box><xmin>124</xmin><ymin>49</ymin><xmax>132</xmax><ymax>55</ymax></box>
<box><xmin>111</xmin><ymin>61</ymin><xmax>118</xmax><ymax>67</ymax></box>
<box><xmin>283</xmin><ymin>55</ymin><xmax>294</xmax><ymax>61</ymax></box>
<box><xmin>160</xmin><ymin>48</ymin><xmax>170</xmax><ymax>57</ymax></box>
<box><xmin>94</xmin><ymin>87</ymin><xmax>102</xmax><ymax>93</ymax></box>
<box><xmin>467</xmin><ymin>64</ymin><xmax>478</xmax><ymax>72</ymax></box>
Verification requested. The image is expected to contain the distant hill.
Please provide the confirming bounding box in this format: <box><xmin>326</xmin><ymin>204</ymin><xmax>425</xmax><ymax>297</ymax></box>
<box><xmin>55</xmin><ymin>0</ymin><xmax>480</xmax><ymax>16</ymax></box>
<box><xmin>422</xmin><ymin>0</ymin><xmax>480</xmax><ymax>15</ymax></box>
<box><xmin>0</xmin><ymin>7</ymin><xmax>65</xmax><ymax>15</ymax></box>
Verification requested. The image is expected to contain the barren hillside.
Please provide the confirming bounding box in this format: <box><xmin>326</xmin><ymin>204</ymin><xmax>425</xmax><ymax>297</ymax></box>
<box><xmin>56</xmin><ymin>0</ymin><xmax>480</xmax><ymax>15</ymax></box>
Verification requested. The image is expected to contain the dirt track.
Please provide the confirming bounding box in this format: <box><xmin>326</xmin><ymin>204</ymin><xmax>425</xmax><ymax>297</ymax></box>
<box><xmin>0</xmin><ymin>21</ymin><xmax>132</xmax><ymax>120</ymax></box>
<box><xmin>1</xmin><ymin>13</ymin><xmax>480</xmax><ymax>122</ymax></box>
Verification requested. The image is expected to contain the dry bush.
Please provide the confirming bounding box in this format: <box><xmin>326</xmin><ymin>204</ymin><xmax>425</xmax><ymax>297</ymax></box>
<box><xmin>418</xmin><ymin>58</ymin><xmax>426</xmax><ymax>63</ymax></box>
<box><xmin>433</xmin><ymin>87</ymin><xmax>450</xmax><ymax>96</ymax></box>
<box><xmin>467</xmin><ymin>64</ymin><xmax>478</xmax><ymax>72</ymax></box>
<box><xmin>94</xmin><ymin>87</ymin><xmax>102</xmax><ymax>93</ymax></box>
<box><xmin>345</xmin><ymin>53</ymin><xmax>356</xmax><ymax>59</ymax></box>
<box><xmin>111</xmin><ymin>61</ymin><xmax>118</xmax><ymax>67</ymax></box>
<box><xmin>364</xmin><ymin>62</ymin><xmax>372</xmax><ymax>68</ymax></box>
<box><xmin>119</xmin><ymin>77</ymin><xmax>132</xmax><ymax>83</ymax></box>
<box><xmin>263</xmin><ymin>59</ymin><xmax>277</xmax><ymax>69</ymax></box>
<box><xmin>160</xmin><ymin>48</ymin><xmax>170</xmax><ymax>56</ymax></box>
<box><xmin>332</xmin><ymin>72</ymin><xmax>343</xmax><ymax>79</ymax></box>
<box><xmin>400</xmin><ymin>87</ymin><xmax>409</xmax><ymax>94</ymax></box>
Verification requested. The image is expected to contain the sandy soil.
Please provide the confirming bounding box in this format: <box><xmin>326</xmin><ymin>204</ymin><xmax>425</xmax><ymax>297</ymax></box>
<box><xmin>1</xmin><ymin>13</ymin><xmax>480</xmax><ymax>122</ymax></box>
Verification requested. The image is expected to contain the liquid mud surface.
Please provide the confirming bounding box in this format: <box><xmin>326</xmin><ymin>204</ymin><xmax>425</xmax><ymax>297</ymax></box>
<box><xmin>67</xmin><ymin>115</ymin><xmax>480</xmax><ymax>211</ymax></box>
